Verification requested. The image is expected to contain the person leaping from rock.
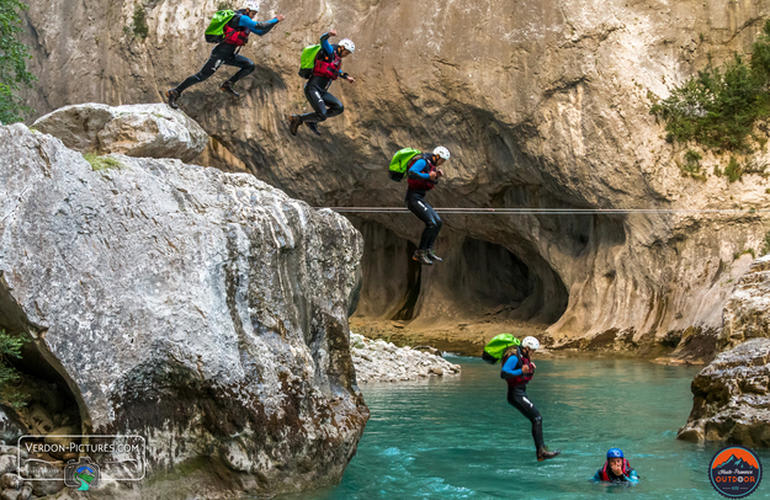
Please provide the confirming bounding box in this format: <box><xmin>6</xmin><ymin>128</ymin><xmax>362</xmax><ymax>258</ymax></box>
<box><xmin>501</xmin><ymin>336</ymin><xmax>561</xmax><ymax>461</ymax></box>
<box><xmin>166</xmin><ymin>1</ymin><xmax>285</xmax><ymax>109</ymax></box>
<box><xmin>289</xmin><ymin>30</ymin><xmax>355</xmax><ymax>136</ymax></box>
<box><xmin>406</xmin><ymin>147</ymin><xmax>449</xmax><ymax>265</ymax></box>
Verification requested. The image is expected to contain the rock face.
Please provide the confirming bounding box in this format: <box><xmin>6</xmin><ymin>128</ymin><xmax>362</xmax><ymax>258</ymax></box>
<box><xmin>0</xmin><ymin>121</ymin><xmax>367</xmax><ymax>498</ymax></box>
<box><xmin>350</xmin><ymin>333</ymin><xmax>461</xmax><ymax>383</ymax></box>
<box><xmin>720</xmin><ymin>255</ymin><xmax>770</xmax><ymax>351</ymax></box>
<box><xmin>32</xmin><ymin>103</ymin><xmax>208</xmax><ymax>162</ymax></box>
<box><xmin>18</xmin><ymin>1</ymin><xmax>770</xmax><ymax>355</ymax></box>
<box><xmin>678</xmin><ymin>338</ymin><xmax>770</xmax><ymax>447</ymax></box>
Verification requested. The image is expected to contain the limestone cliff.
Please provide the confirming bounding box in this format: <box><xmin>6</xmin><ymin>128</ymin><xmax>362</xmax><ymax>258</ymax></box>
<box><xmin>18</xmin><ymin>0</ymin><xmax>770</xmax><ymax>357</ymax></box>
<box><xmin>0</xmin><ymin>109</ymin><xmax>367</xmax><ymax>498</ymax></box>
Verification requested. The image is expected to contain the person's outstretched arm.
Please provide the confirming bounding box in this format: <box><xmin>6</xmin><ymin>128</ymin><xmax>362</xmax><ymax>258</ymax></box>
<box><xmin>320</xmin><ymin>32</ymin><xmax>334</xmax><ymax>54</ymax></box>
<box><xmin>239</xmin><ymin>15</ymin><xmax>283</xmax><ymax>36</ymax></box>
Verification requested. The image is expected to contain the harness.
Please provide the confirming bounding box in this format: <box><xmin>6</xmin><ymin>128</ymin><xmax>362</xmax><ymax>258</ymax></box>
<box><xmin>599</xmin><ymin>459</ymin><xmax>631</xmax><ymax>481</ymax></box>
<box><xmin>500</xmin><ymin>348</ymin><xmax>534</xmax><ymax>388</ymax></box>
<box><xmin>223</xmin><ymin>14</ymin><xmax>249</xmax><ymax>46</ymax></box>
<box><xmin>313</xmin><ymin>47</ymin><xmax>342</xmax><ymax>79</ymax></box>
<box><xmin>406</xmin><ymin>154</ymin><xmax>437</xmax><ymax>192</ymax></box>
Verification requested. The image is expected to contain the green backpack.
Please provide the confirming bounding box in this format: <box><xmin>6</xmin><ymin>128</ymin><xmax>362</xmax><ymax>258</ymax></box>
<box><xmin>388</xmin><ymin>148</ymin><xmax>422</xmax><ymax>182</ymax></box>
<box><xmin>205</xmin><ymin>10</ymin><xmax>236</xmax><ymax>43</ymax></box>
<box><xmin>482</xmin><ymin>333</ymin><xmax>521</xmax><ymax>364</ymax></box>
<box><xmin>298</xmin><ymin>44</ymin><xmax>323</xmax><ymax>78</ymax></box>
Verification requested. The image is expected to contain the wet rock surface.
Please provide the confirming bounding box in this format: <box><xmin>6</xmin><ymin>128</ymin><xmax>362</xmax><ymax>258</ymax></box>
<box><xmin>350</xmin><ymin>333</ymin><xmax>461</xmax><ymax>383</ymax></box>
<box><xmin>720</xmin><ymin>255</ymin><xmax>770</xmax><ymax>351</ymax></box>
<box><xmin>678</xmin><ymin>338</ymin><xmax>770</xmax><ymax>447</ymax></box>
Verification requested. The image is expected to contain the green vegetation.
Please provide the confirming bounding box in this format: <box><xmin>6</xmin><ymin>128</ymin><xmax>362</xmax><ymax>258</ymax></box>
<box><xmin>132</xmin><ymin>4</ymin><xmax>149</xmax><ymax>39</ymax></box>
<box><xmin>733</xmin><ymin>248</ymin><xmax>756</xmax><ymax>260</ymax></box>
<box><xmin>679</xmin><ymin>149</ymin><xmax>705</xmax><ymax>179</ymax></box>
<box><xmin>650</xmin><ymin>20</ymin><xmax>770</xmax><ymax>153</ymax></box>
<box><xmin>0</xmin><ymin>0</ymin><xmax>35</xmax><ymax>124</ymax></box>
<box><xmin>724</xmin><ymin>157</ymin><xmax>744</xmax><ymax>182</ymax></box>
<box><xmin>84</xmin><ymin>153</ymin><xmax>123</xmax><ymax>171</ymax></box>
<box><xmin>762</xmin><ymin>231</ymin><xmax>770</xmax><ymax>256</ymax></box>
<box><xmin>0</xmin><ymin>330</ymin><xmax>27</xmax><ymax>408</ymax></box>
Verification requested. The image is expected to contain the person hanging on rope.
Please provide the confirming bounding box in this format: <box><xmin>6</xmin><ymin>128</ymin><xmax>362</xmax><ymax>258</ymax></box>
<box><xmin>289</xmin><ymin>30</ymin><xmax>356</xmax><ymax>136</ymax></box>
<box><xmin>166</xmin><ymin>1</ymin><xmax>285</xmax><ymax>109</ymax></box>
<box><xmin>501</xmin><ymin>336</ymin><xmax>561</xmax><ymax>461</ymax></box>
<box><xmin>405</xmin><ymin>147</ymin><xmax>449</xmax><ymax>265</ymax></box>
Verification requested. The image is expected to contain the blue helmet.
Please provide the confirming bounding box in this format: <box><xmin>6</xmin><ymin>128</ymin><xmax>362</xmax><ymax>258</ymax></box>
<box><xmin>607</xmin><ymin>448</ymin><xmax>624</xmax><ymax>459</ymax></box>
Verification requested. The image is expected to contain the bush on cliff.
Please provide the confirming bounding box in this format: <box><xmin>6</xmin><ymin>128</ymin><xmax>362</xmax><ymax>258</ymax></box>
<box><xmin>0</xmin><ymin>330</ymin><xmax>27</xmax><ymax>408</ymax></box>
<box><xmin>0</xmin><ymin>0</ymin><xmax>35</xmax><ymax>124</ymax></box>
<box><xmin>650</xmin><ymin>20</ymin><xmax>770</xmax><ymax>153</ymax></box>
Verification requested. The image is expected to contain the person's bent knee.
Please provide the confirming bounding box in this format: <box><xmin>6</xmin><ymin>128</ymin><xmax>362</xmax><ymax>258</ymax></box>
<box><xmin>534</xmin><ymin>415</ymin><xmax>543</xmax><ymax>424</ymax></box>
<box><xmin>244</xmin><ymin>61</ymin><xmax>256</xmax><ymax>73</ymax></box>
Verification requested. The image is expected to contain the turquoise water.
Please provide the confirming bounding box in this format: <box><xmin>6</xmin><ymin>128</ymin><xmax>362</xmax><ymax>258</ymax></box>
<box><xmin>291</xmin><ymin>357</ymin><xmax>770</xmax><ymax>499</ymax></box>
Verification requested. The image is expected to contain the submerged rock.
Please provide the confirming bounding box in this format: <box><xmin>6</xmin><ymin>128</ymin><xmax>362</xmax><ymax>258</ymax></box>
<box><xmin>0</xmin><ymin>120</ymin><xmax>367</xmax><ymax>498</ymax></box>
<box><xmin>678</xmin><ymin>338</ymin><xmax>770</xmax><ymax>447</ymax></box>
<box><xmin>350</xmin><ymin>332</ymin><xmax>460</xmax><ymax>383</ymax></box>
<box><xmin>32</xmin><ymin>103</ymin><xmax>207</xmax><ymax>162</ymax></box>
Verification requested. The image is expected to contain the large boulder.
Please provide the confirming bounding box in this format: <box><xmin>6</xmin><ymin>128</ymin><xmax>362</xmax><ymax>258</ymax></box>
<box><xmin>32</xmin><ymin>103</ymin><xmax>208</xmax><ymax>162</ymax></box>
<box><xmin>678</xmin><ymin>338</ymin><xmax>770</xmax><ymax>447</ymax></box>
<box><xmin>0</xmin><ymin>121</ymin><xmax>367</xmax><ymax>498</ymax></box>
<box><xmin>720</xmin><ymin>255</ymin><xmax>770</xmax><ymax>351</ymax></box>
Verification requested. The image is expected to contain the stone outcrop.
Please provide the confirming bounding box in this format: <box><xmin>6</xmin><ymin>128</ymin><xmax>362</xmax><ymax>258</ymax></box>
<box><xmin>17</xmin><ymin>1</ymin><xmax>770</xmax><ymax>356</ymax></box>
<box><xmin>678</xmin><ymin>338</ymin><xmax>770</xmax><ymax>447</ymax></box>
<box><xmin>720</xmin><ymin>255</ymin><xmax>770</xmax><ymax>351</ymax></box>
<box><xmin>350</xmin><ymin>333</ymin><xmax>460</xmax><ymax>383</ymax></box>
<box><xmin>31</xmin><ymin>103</ymin><xmax>208</xmax><ymax>162</ymax></box>
<box><xmin>0</xmin><ymin>116</ymin><xmax>367</xmax><ymax>498</ymax></box>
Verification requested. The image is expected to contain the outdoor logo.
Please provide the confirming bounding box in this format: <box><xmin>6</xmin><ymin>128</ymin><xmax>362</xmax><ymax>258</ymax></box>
<box><xmin>709</xmin><ymin>446</ymin><xmax>763</xmax><ymax>498</ymax></box>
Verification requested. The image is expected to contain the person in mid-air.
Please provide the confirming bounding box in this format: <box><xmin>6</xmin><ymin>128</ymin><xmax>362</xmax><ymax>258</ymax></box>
<box><xmin>405</xmin><ymin>147</ymin><xmax>450</xmax><ymax>265</ymax></box>
<box><xmin>593</xmin><ymin>448</ymin><xmax>639</xmax><ymax>484</ymax></box>
<box><xmin>501</xmin><ymin>336</ymin><xmax>560</xmax><ymax>461</ymax></box>
<box><xmin>166</xmin><ymin>1</ymin><xmax>285</xmax><ymax>108</ymax></box>
<box><xmin>289</xmin><ymin>30</ymin><xmax>355</xmax><ymax>136</ymax></box>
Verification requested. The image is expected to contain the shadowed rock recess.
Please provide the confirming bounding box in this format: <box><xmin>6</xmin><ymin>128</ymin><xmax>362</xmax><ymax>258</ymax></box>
<box><xmin>0</xmin><ymin>121</ymin><xmax>368</xmax><ymax>498</ymax></box>
<box><xmin>19</xmin><ymin>0</ymin><xmax>770</xmax><ymax>357</ymax></box>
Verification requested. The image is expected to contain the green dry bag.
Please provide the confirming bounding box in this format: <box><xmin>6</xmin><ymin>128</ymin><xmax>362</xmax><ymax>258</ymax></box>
<box><xmin>482</xmin><ymin>333</ymin><xmax>521</xmax><ymax>364</ymax></box>
<box><xmin>299</xmin><ymin>44</ymin><xmax>323</xmax><ymax>78</ymax></box>
<box><xmin>205</xmin><ymin>10</ymin><xmax>236</xmax><ymax>43</ymax></box>
<box><xmin>388</xmin><ymin>148</ymin><xmax>422</xmax><ymax>182</ymax></box>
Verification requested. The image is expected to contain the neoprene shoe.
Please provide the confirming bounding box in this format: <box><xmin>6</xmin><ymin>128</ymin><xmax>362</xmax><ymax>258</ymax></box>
<box><xmin>166</xmin><ymin>89</ymin><xmax>180</xmax><ymax>109</ymax></box>
<box><xmin>426</xmin><ymin>249</ymin><xmax>443</xmax><ymax>263</ymax></box>
<box><xmin>412</xmin><ymin>250</ymin><xmax>433</xmax><ymax>266</ymax></box>
<box><xmin>220</xmin><ymin>81</ymin><xmax>240</xmax><ymax>97</ymax></box>
<box><xmin>537</xmin><ymin>447</ymin><xmax>561</xmax><ymax>461</ymax></box>
<box><xmin>289</xmin><ymin>115</ymin><xmax>301</xmax><ymax>136</ymax></box>
<box><xmin>306</xmin><ymin>121</ymin><xmax>321</xmax><ymax>136</ymax></box>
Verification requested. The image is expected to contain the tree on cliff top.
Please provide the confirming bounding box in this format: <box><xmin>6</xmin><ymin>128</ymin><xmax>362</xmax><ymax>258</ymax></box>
<box><xmin>0</xmin><ymin>0</ymin><xmax>35</xmax><ymax>124</ymax></box>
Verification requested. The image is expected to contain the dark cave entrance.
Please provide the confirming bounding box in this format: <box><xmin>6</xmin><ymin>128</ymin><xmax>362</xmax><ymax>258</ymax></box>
<box><xmin>352</xmin><ymin>221</ymin><xmax>568</xmax><ymax>325</ymax></box>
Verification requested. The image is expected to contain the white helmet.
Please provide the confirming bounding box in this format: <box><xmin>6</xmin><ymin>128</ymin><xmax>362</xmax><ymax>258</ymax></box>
<box><xmin>338</xmin><ymin>38</ymin><xmax>355</xmax><ymax>53</ymax></box>
<box><xmin>243</xmin><ymin>1</ymin><xmax>259</xmax><ymax>12</ymax></box>
<box><xmin>433</xmin><ymin>146</ymin><xmax>450</xmax><ymax>160</ymax></box>
<box><xmin>521</xmin><ymin>336</ymin><xmax>540</xmax><ymax>351</ymax></box>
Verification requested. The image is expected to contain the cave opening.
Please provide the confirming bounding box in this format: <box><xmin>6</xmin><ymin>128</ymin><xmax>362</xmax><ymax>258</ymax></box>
<box><xmin>351</xmin><ymin>221</ymin><xmax>568</xmax><ymax>326</ymax></box>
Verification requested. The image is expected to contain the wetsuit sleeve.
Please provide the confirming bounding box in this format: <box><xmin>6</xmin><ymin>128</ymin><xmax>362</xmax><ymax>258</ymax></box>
<box><xmin>408</xmin><ymin>159</ymin><xmax>431</xmax><ymax>180</ymax></box>
<box><xmin>501</xmin><ymin>355</ymin><xmax>522</xmax><ymax>377</ymax></box>
<box><xmin>625</xmin><ymin>469</ymin><xmax>639</xmax><ymax>484</ymax></box>
<box><xmin>320</xmin><ymin>32</ymin><xmax>334</xmax><ymax>55</ymax></box>
<box><xmin>239</xmin><ymin>16</ymin><xmax>279</xmax><ymax>35</ymax></box>
<box><xmin>592</xmin><ymin>470</ymin><xmax>602</xmax><ymax>482</ymax></box>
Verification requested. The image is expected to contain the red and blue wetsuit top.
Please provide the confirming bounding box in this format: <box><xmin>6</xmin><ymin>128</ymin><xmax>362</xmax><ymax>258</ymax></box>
<box><xmin>222</xmin><ymin>11</ymin><xmax>279</xmax><ymax>47</ymax></box>
<box><xmin>500</xmin><ymin>347</ymin><xmax>535</xmax><ymax>388</ymax></box>
<box><xmin>407</xmin><ymin>154</ymin><xmax>438</xmax><ymax>192</ymax></box>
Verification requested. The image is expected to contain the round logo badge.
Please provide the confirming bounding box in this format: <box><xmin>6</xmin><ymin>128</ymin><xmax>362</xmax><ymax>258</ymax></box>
<box><xmin>709</xmin><ymin>445</ymin><xmax>763</xmax><ymax>498</ymax></box>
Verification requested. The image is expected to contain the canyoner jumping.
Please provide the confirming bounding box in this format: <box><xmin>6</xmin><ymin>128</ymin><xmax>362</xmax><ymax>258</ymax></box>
<box><xmin>403</xmin><ymin>146</ymin><xmax>449</xmax><ymax>265</ymax></box>
<box><xmin>289</xmin><ymin>30</ymin><xmax>356</xmax><ymax>136</ymax></box>
<box><xmin>497</xmin><ymin>336</ymin><xmax>561</xmax><ymax>461</ymax></box>
<box><xmin>165</xmin><ymin>1</ymin><xmax>285</xmax><ymax>109</ymax></box>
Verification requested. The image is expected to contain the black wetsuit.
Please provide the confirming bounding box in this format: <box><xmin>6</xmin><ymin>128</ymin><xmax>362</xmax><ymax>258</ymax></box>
<box><xmin>406</xmin><ymin>190</ymin><xmax>442</xmax><ymax>250</ymax></box>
